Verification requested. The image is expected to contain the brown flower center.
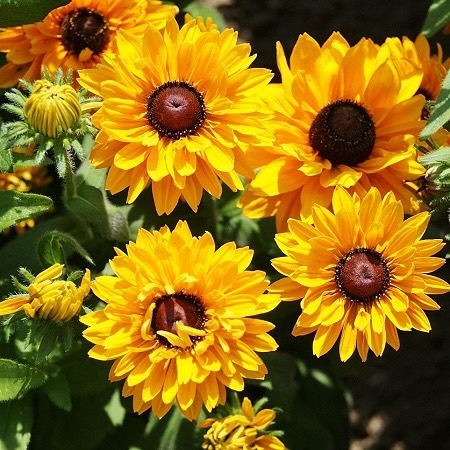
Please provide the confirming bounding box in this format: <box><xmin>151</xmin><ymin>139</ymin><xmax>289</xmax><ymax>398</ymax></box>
<box><xmin>147</xmin><ymin>81</ymin><xmax>206</xmax><ymax>140</ymax></box>
<box><xmin>335</xmin><ymin>248</ymin><xmax>390</xmax><ymax>304</ymax></box>
<box><xmin>151</xmin><ymin>293</ymin><xmax>206</xmax><ymax>347</ymax></box>
<box><xmin>60</xmin><ymin>8</ymin><xmax>110</xmax><ymax>56</ymax></box>
<box><xmin>309</xmin><ymin>99</ymin><xmax>376</xmax><ymax>166</ymax></box>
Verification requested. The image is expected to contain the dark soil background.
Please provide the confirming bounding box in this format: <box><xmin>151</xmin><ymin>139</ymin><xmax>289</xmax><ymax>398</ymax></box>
<box><xmin>212</xmin><ymin>1</ymin><xmax>450</xmax><ymax>449</ymax></box>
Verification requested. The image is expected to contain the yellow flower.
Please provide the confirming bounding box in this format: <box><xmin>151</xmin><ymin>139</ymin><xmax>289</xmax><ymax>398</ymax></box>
<box><xmin>0</xmin><ymin>264</ymin><xmax>91</xmax><ymax>322</ymax></box>
<box><xmin>198</xmin><ymin>397</ymin><xmax>286</xmax><ymax>450</ymax></box>
<box><xmin>384</xmin><ymin>34</ymin><xmax>447</xmax><ymax>119</ymax></box>
<box><xmin>270</xmin><ymin>186</ymin><xmax>450</xmax><ymax>362</ymax></box>
<box><xmin>24</xmin><ymin>80</ymin><xmax>81</xmax><ymax>137</ymax></box>
<box><xmin>0</xmin><ymin>0</ymin><xmax>178</xmax><ymax>87</ymax></box>
<box><xmin>0</xmin><ymin>161</ymin><xmax>52</xmax><ymax>234</ymax></box>
<box><xmin>238</xmin><ymin>32</ymin><xmax>426</xmax><ymax>231</ymax></box>
<box><xmin>80</xmin><ymin>221</ymin><xmax>280</xmax><ymax>420</ymax></box>
<box><xmin>77</xmin><ymin>18</ymin><xmax>273</xmax><ymax>215</ymax></box>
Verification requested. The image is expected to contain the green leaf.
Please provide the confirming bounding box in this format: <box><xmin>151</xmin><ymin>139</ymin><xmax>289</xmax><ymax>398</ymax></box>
<box><xmin>37</xmin><ymin>230</ymin><xmax>94</xmax><ymax>266</ymax></box>
<box><xmin>420</xmin><ymin>71</ymin><xmax>450</xmax><ymax>140</ymax></box>
<box><xmin>67</xmin><ymin>184</ymin><xmax>129</xmax><ymax>242</ymax></box>
<box><xmin>49</xmin><ymin>389</ymin><xmax>116</xmax><ymax>450</ymax></box>
<box><xmin>104</xmin><ymin>388</ymin><xmax>126</xmax><ymax>427</ymax></box>
<box><xmin>0</xmin><ymin>215</ymin><xmax>85</xmax><ymax>281</ymax></box>
<box><xmin>0</xmin><ymin>147</ymin><xmax>13</xmax><ymax>172</ymax></box>
<box><xmin>0</xmin><ymin>191</ymin><xmax>53</xmax><ymax>233</ymax></box>
<box><xmin>35</xmin><ymin>325</ymin><xmax>58</xmax><ymax>364</ymax></box>
<box><xmin>0</xmin><ymin>396</ymin><xmax>33</xmax><ymax>450</ymax></box>
<box><xmin>421</xmin><ymin>0</ymin><xmax>450</xmax><ymax>37</ymax></box>
<box><xmin>60</xmin><ymin>346</ymin><xmax>111</xmax><ymax>398</ymax></box>
<box><xmin>42</xmin><ymin>374</ymin><xmax>72</xmax><ymax>412</ymax></box>
<box><xmin>12</xmin><ymin>152</ymin><xmax>53</xmax><ymax>170</ymax></box>
<box><xmin>0</xmin><ymin>359</ymin><xmax>47</xmax><ymax>401</ymax></box>
<box><xmin>0</xmin><ymin>0</ymin><xmax>68</xmax><ymax>27</ymax></box>
<box><xmin>184</xmin><ymin>1</ymin><xmax>227</xmax><ymax>30</ymax></box>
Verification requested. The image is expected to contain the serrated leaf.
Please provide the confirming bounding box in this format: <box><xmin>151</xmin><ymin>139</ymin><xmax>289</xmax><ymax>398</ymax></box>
<box><xmin>0</xmin><ymin>0</ymin><xmax>68</xmax><ymax>27</ymax></box>
<box><xmin>184</xmin><ymin>1</ymin><xmax>227</xmax><ymax>30</ymax></box>
<box><xmin>420</xmin><ymin>71</ymin><xmax>450</xmax><ymax>140</ymax></box>
<box><xmin>0</xmin><ymin>359</ymin><xmax>47</xmax><ymax>401</ymax></box>
<box><xmin>37</xmin><ymin>230</ymin><xmax>94</xmax><ymax>266</ymax></box>
<box><xmin>421</xmin><ymin>0</ymin><xmax>450</xmax><ymax>37</ymax></box>
<box><xmin>42</xmin><ymin>374</ymin><xmax>72</xmax><ymax>412</ymax></box>
<box><xmin>0</xmin><ymin>396</ymin><xmax>33</xmax><ymax>450</ymax></box>
<box><xmin>0</xmin><ymin>191</ymin><xmax>53</xmax><ymax>233</ymax></box>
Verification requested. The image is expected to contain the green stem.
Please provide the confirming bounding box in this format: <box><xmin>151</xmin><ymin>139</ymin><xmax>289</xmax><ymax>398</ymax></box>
<box><xmin>63</xmin><ymin>149</ymin><xmax>77</xmax><ymax>201</ymax></box>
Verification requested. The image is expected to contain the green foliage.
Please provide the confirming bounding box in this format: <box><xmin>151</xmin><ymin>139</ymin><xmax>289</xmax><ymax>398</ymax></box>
<box><xmin>0</xmin><ymin>0</ymin><xmax>67</xmax><ymax>26</ymax></box>
<box><xmin>37</xmin><ymin>230</ymin><xmax>94</xmax><ymax>266</ymax></box>
<box><xmin>421</xmin><ymin>0</ymin><xmax>450</xmax><ymax>37</ymax></box>
<box><xmin>183</xmin><ymin>1</ymin><xmax>227</xmax><ymax>30</ymax></box>
<box><xmin>420</xmin><ymin>71</ymin><xmax>450</xmax><ymax>140</ymax></box>
<box><xmin>0</xmin><ymin>359</ymin><xmax>47</xmax><ymax>401</ymax></box>
<box><xmin>0</xmin><ymin>396</ymin><xmax>33</xmax><ymax>450</ymax></box>
<box><xmin>0</xmin><ymin>191</ymin><xmax>53</xmax><ymax>233</ymax></box>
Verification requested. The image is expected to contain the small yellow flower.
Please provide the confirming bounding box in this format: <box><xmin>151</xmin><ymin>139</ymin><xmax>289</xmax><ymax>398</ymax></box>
<box><xmin>198</xmin><ymin>397</ymin><xmax>286</xmax><ymax>450</ymax></box>
<box><xmin>0</xmin><ymin>264</ymin><xmax>91</xmax><ymax>322</ymax></box>
<box><xmin>24</xmin><ymin>80</ymin><xmax>81</xmax><ymax>138</ymax></box>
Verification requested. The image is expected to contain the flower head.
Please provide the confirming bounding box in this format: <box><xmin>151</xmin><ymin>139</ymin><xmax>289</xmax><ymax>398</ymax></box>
<box><xmin>78</xmin><ymin>18</ymin><xmax>273</xmax><ymax>214</ymax></box>
<box><xmin>0</xmin><ymin>0</ymin><xmax>178</xmax><ymax>87</ymax></box>
<box><xmin>81</xmin><ymin>221</ymin><xmax>280</xmax><ymax>420</ymax></box>
<box><xmin>2</xmin><ymin>70</ymin><xmax>98</xmax><ymax>176</ymax></box>
<box><xmin>384</xmin><ymin>34</ymin><xmax>447</xmax><ymax>119</ymax></box>
<box><xmin>24</xmin><ymin>80</ymin><xmax>81</xmax><ymax>138</ymax></box>
<box><xmin>198</xmin><ymin>397</ymin><xmax>286</xmax><ymax>450</ymax></box>
<box><xmin>239</xmin><ymin>32</ymin><xmax>426</xmax><ymax>231</ymax></box>
<box><xmin>270</xmin><ymin>186</ymin><xmax>450</xmax><ymax>361</ymax></box>
<box><xmin>0</xmin><ymin>264</ymin><xmax>91</xmax><ymax>322</ymax></box>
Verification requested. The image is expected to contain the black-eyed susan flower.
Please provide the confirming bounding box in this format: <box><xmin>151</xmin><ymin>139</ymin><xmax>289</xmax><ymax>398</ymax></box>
<box><xmin>239</xmin><ymin>32</ymin><xmax>426</xmax><ymax>231</ymax></box>
<box><xmin>384</xmin><ymin>34</ymin><xmax>447</xmax><ymax>119</ymax></box>
<box><xmin>0</xmin><ymin>162</ymin><xmax>52</xmax><ymax>234</ymax></box>
<box><xmin>198</xmin><ymin>396</ymin><xmax>286</xmax><ymax>449</ymax></box>
<box><xmin>77</xmin><ymin>18</ymin><xmax>273</xmax><ymax>214</ymax></box>
<box><xmin>270</xmin><ymin>186</ymin><xmax>450</xmax><ymax>362</ymax></box>
<box><xmin>0</xmin><ymin>0</ymin><xmax>178</xmax><ymax>87</ymax></box>
<box><xmin>80</xmin><ymin>221</ymin><xmax>280</xmax><ymax>420</ymax></box>
<box><xmin>0</xmin><ymin>264</ymin><xmax>91</xmax><ymax>322</ymax></box>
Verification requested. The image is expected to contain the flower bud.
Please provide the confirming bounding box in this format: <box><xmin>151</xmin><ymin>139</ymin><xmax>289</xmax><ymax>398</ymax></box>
<box><xmin>24</xmin><ymin>80</ymin><xmax>81</xmax><ymax>138</ymax></box>
<box><xmin>0</xmin><ymin>264</ymin><xmax>91</xmax><ymax>322</ymax></box>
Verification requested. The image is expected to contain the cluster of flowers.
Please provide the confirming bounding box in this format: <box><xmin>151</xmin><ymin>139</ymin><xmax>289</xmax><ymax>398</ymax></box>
<box><xmin>0</xmin><ymin>0</ymin><xmax>449</xmax><ymax>446</ymax></box>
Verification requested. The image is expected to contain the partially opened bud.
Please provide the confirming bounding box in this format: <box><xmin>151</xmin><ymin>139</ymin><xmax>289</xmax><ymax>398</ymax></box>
<box><xmin>0</xmin><ymin>264</ymin><xmax>91</xmax><ymax>322</ymax></box>
<box><xmin>24</xmin><ymin>80</ymin><xmax>81</xmax><ymax>137</ymax></box>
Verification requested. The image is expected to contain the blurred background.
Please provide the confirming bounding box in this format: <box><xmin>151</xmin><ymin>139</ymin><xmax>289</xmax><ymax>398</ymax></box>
<box><xmin>210</xmin><ymin>0</ymin><xmax>450</xmax><ymax>449</ymax></box>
